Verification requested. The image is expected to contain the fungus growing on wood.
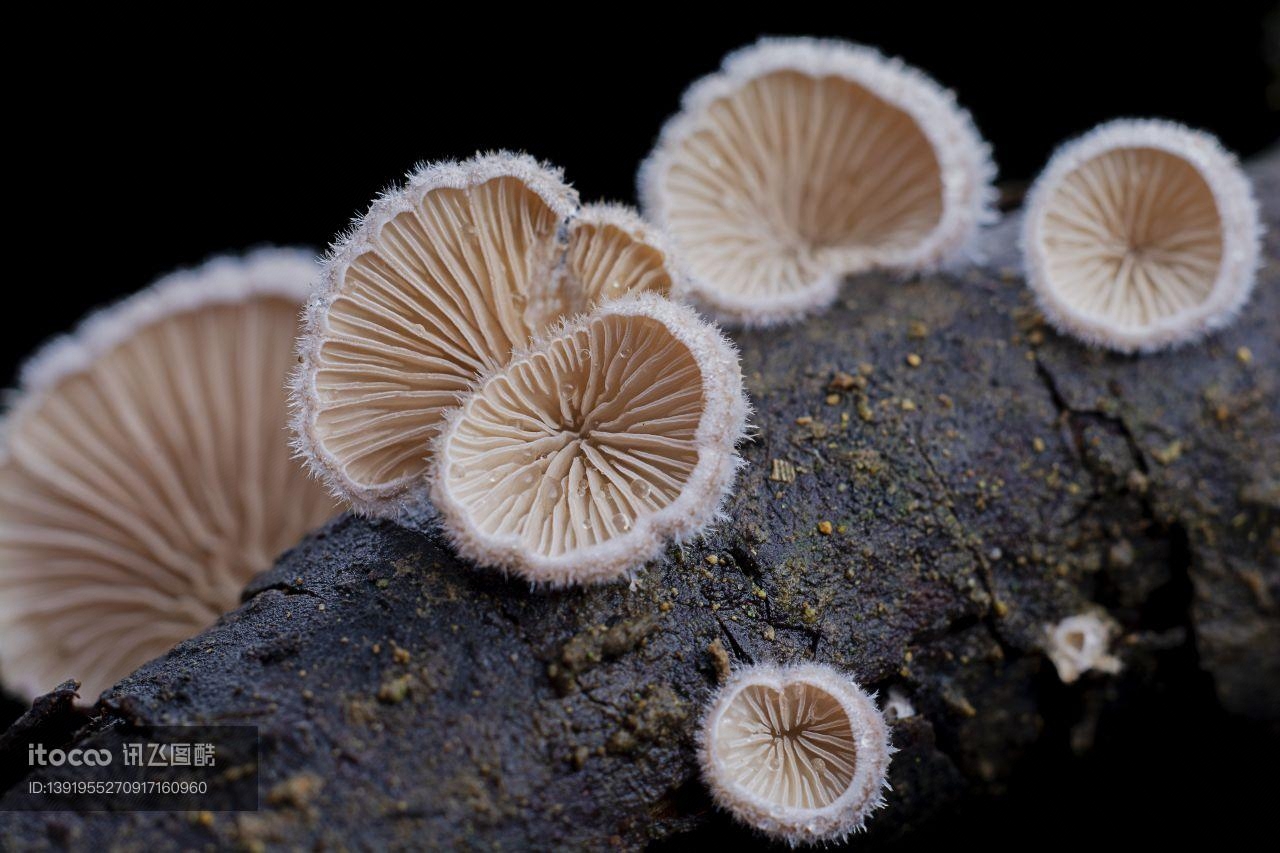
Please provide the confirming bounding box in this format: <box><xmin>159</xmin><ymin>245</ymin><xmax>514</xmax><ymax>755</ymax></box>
<box><xmin>882</xmin><ymin>688</ymin><xmax>916</xmax><ymax>723</ymax></box>
<box><xmin>430</xmin><ymin>294</ymin><xmax>747</xmax><ymax>585</ymax></box>
<box><xmin>1045</xmin><ymin>613</ymin><xmax>1122</xmax><ymax>684</ymax></box>
<box><xmin>1021</xmin><ymin>119</ymin><xmax>1261</xmax><ymax>352</ymax></box>
<box><xmin>640</xmin><ymin>37</ymin><xmax>996</xmax><ymax>326</ymax></box>
<box><xmin>293</xmin><ymin>153</ymin><xmax>691</xmax><ymax>518</ymax></box>
<box><xmin>0</xmin><ymin>250</ymin><xmax>338</xmax><ymax>700</ymax></box>
<box><xmin>700</xmin><ymin>662</ymin><xmax>892</xmax><ymax>845</ymax></box>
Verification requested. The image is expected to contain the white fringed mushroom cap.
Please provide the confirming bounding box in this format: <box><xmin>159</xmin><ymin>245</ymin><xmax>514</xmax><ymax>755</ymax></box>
<box><xmin>699</xmin><ymin>662</ymin><xmax>892</xmax><ymax>846</ymax></box>
<box><xmin>1021</xmin><ymin>119</ymin><xmax>1262</xmax><ymax>353</ymax></box>
<box><xmin>293</xmin><ymin>152</ymin><xmax>692</xmax><ymax>519</ymax></box>
<box><xmin>429</xmin><ymin>293</ymin><xmax>747</xmax><ymax>586</ymax></box>
<box><xmin>0</xmin><ymin>249</ymin><xmax>338</xmax><ymax>700</ymax></box>
<box><xmin>640</xmin><ymin>37</ymin><xmax>997</xmax><ymax>327</ymax></box>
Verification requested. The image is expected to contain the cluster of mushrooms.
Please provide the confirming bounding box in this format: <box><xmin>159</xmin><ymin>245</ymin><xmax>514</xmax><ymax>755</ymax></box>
<box><xmin>0</xmin><ymin>37</ymin><xmax>1262</xmax><ymax>845</ymax></box>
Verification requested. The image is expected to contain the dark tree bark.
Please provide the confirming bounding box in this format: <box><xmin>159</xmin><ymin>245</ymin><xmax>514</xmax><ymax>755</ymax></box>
<box><xmin>1</xmin><ymin>151</ymin><xmax>1276</xmax><ymax>851</ymax></box>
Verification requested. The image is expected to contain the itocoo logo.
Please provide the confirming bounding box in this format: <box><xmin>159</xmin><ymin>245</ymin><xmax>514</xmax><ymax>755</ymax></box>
<box><xmin>28</xmin><ymin>744</ymin><xmax>112</xmax><ymax>766</ymax></box>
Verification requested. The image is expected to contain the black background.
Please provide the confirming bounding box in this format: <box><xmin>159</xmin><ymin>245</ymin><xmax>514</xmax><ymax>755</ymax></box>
<box><xmin>6</xmin><ymin>7</ymin><xmax>1280</xmax><ymax>849</ymax></box>
<box><xmin>7</xmin><ymin>7</ymin><xmax>1278</xmax><ymax>383</ymax></box>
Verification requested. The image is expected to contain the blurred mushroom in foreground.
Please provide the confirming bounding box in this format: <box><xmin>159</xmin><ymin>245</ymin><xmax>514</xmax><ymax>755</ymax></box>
<box><xmin>1021</xmin><ymin>119</ymin><xmax>1261</xmax><ymax>353</ymax></box>
<box><xmin>0</xmin><ymin>250</ymin><xmax>338</xmax><ymax>700</ymax></box>
<box><xmin>640</xmin><ymin>37</ymin><xmax>997</xmax><ymax>326</ymax></box>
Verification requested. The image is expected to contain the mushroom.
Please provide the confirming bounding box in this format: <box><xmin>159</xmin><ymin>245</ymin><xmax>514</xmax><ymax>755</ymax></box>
<box><xmin>881</xmin><ymin>687</ymin><xmax>917</xmax><ymax>723</ymax></box>
<box><xmin>639</xmin><ymin>37</ymin><xmax>997</xmax><ymax>326</ymax></box>
<box><xmin>564</xmin><ymin>203</ymin><xmax>685</xmax><ymax>306</ymax></box>
<box><xmin>1021</xmin><ymin>119</ymin><xmax>1261</xmax><ymax>352</ymax></box>
<box><xmin>293</xmin><ymin>153</ymin><xmax>693</xmax><ymax>518</ymax></box>
<box><xmin>700</xmin><ymin>662</ymin><xmax>892</xmax><ymax>845</ymax></box>
<box><xmin>0</xmin><ymin>250</ymin><xmax>338</xmax><ymax>701</ymax></box>
<box><xmin>430</xmin><ymin>294</ymin><xmax>747</xmax><ymax>585</ymax></box>
<box><xmin>1044</xmin><ymin>613</ymin><xmax>1122</xmax><ymax>684</ymax></box>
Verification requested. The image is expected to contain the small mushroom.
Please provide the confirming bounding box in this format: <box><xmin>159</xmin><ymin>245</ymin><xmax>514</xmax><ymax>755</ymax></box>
<box><xmin>1021</xmin><ymin>119</ymin><xmax>1261</xmax><ymax>352</ymax></box>
<box><xmin>294</xmin><ymin>153</ymin><xmax>691</xmax><ymax>517</ymax></box>
<box><xmin>1044</xmin><ymin>612</ymin><xmax>1122</xmax><ymax>684</ymax></box>
<box><xmin>640</xmin><ymin>37</ymin><xmax>997</xmax><ymax>326</ymax></box>
<box><xmin>431</xmin><ymin>294</ymin><xmax>747</xmax><ymax>585</ymax></box>
<box><xmin>564</xmin><ymin>202</ymin><xmax>685</xmax><ymax>306</ymax></box>
<box><xmin>0</xmin><ymin>250</ymin><xmax>338</xmax><ymax>700</ymax></box>
<box><xmin>700</xmin><ymin>662</ymin><xmax>892</xmax><ymax>845</ymax></box>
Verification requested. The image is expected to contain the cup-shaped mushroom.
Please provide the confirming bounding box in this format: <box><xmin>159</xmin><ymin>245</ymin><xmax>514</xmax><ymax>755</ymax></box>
<box><xmin>294</xmin><ymin>154</ymin><xmax>691</xmax><ymax>518</ymax></box>
<box><xmin>640</xmin><ymin>37</ymin><xmax>996</xmax><ymax>326</ymax></box>
<box><xmin>0</xmin><ymin>250</ymin><xmax>338</xmax><ymax>700</ymax></box>
<box><xmin>430</xmin><ymin>294</ymin><xmax>747</xmax><ymax>585</ymax></box>
<box><xmin>1021</xmin><ymin>119</ymin><xmax>1261</xmax><ymax>352</ymax></box>
<box><xmin>700</xmin><ymin>663</ymin><xmax>892</xmax><ymax>845</ymax></box>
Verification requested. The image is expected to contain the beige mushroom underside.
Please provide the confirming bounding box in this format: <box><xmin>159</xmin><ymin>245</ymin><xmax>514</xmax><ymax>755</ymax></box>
<box><xmin>0</xmin><ymin>254</ymin><xmax>336</xmax><ymax>699</ymax></box>
<box><xmin>431</xmin><ymin>294</ymin><xmax>746</xmax><ymax>585</ymax></box>
<box><xmin>297</xmin><ymin>155</ymin><xmax>680</xmax><ymax>517</ymax></box>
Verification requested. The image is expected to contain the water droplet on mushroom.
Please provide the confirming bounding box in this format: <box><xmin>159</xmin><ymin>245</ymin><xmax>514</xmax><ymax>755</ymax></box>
<box><xmin>617</xmin><ymin>347</ymin><xmax>631</xmax><ymax>360</ymax></box>
<box><xmin>609</xmin><ymin>279</ymin><xmax>624</xmax><ymax>293</ymax></box>
<box><xmin>449</xmin><ymin>463</ymin><xmax>468</xmax><ymax>481</ymax></box>
<box><xmin>560</xmin><ymin>381</ymin><xmax>575</xmax><ymax>398</ymax></box>
<box><xmin>579</xmin><ymin>347</ymin><xmax>591</xmax><ymax>361</ymax></box>
<box><xmin>629</xmin><ymin>479</ymin><xmax>652</xmax><ymax>499</ymax></box>
<box><xmin>542</xmin><ymin>479</ymin><xmax>563</xmax><ymax>504</ymax></box>
<box><xmin>518</xmin><ymin>469</ymin><xmax>537</xmax><ymax>487</ymax></box>
<box><xmin>767</xmin><ymin>753</ymin><xmax>781</xmax><ymax>771</ymax></box>
<box><xmin>575</xmin><ymin>479</ymin><xmax>589</xmax><ymax>498</ymax></box>
<box><xmin>612</xmin><ymin>513</ymin><xmax>632</xmax><ymax>532</ymax></box>
<box><xmin>487</xmin><ymin>471</ymin><xmax>501</xmax><ymax>485</ymax></box>
<box><xmin>813</xmin><ymin>758</ymin><xmax>827</xmax><ymax>774</ymax></box>
<box><xmin>581</xmin><ymin>516</ymin><xmax>593</xmax><ymax>531</ymax></box>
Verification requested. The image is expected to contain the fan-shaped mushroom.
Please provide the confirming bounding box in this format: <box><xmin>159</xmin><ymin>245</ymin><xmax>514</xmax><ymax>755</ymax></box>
<box><xmin>294</xmin><ymin>153</ymin><xmax>692</xmax><ymax>518</ymax></box>
<box><xmin>640</xmin><ymin>37</ymin><xmax>997</xmax><ymax>326</ymax></box>
<box><xmin>430</xmin><ymin>294</ymin><xmax>747</xmax><ymax>585</ymax></box>
<box><xmin>1021</xmin><ymin>119</ymin><xmax>1261</xmax><ymax>352</ymax></box>
<box><xmin>700</xmin><ymin>662</ymin><xmax>892</xmax><ymax>845</ymax></box>
<box><xmin>0</xmin><ymin>250</ymin><xmax>338</xmax><ymax>700</ymax></box>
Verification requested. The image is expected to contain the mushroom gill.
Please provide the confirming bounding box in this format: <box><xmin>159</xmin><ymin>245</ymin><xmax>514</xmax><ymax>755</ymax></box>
<box><xmin>640</xmin><ymin>37</ymin><xmax>996</xmax><ymax>326</ymax></box>
<box><xmin>295</xmin><ymin>153</ymin><xmax>695</xmax><ymax>519</ymax></box>
<box><xmin>294</xmin><ymin>154</ymin><xmax>579</xmax><ymax>515</ymax></box>
<box><xmin>0</xmin><ymin>250</ymin><xmax>338</xmax><ymax>700</ymax></box>
<box><xmin>564</xmin><ymin>203</ymin><xmax>682</xmax><ymax>306</ymax></box>
<box><xmin>431</xmin><ymin>294</ymin><xmax>747</xmax><ymax>585</ymax></box>
<box><xmin>700</xmin><ymin>663</ymin><xmax>891</xmax><ymax>845</ymax></box>
<box><xmin>1022</xmin><ymin>119</ymin><xmax>1260</xmax><ymax>352</ymax></box>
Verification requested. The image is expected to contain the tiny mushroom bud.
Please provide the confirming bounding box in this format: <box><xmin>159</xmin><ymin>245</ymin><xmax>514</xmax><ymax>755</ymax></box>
<box><xmin>0</xmin><ymin>250</ymin><xmax>338</xmax><ymax>700</ymax></box>
<box><xmin>700</xmin><ymin>662</ymin><xmax>892</xmax><ymax>845</ymax></box>
<box><xmin>1044</xmin><ymin>612</ymin><xmax>1123</xmax><ymax>684</ymax></box>
<box><xmin>882</xmin><ymin>688</ymin><xmax>917</xmax><ymax>723</ymax></box>
<box><xmin>1021</xmin><ymin>119</ymin><xmax>1261</xmax><ymax>353</ymax></box>
<box><xmin>431</xmin><ymin>294</ymin><xmax>748</xmax><ymax>585</ymax></box>
<box><xmin>640</xmin><ymin>37</ymin><xmax>997</xmax><ymax>326</ymax></box>
<box><xmin>293</xmin><ymin>153</ymin><xmax>697</xmax><ymax>519</ymax></box>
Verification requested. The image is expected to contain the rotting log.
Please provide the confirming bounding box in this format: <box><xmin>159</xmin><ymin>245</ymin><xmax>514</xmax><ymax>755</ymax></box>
<box><xmin>1</xmin><ymin>150</ymin><xmax>1276</xmax><ymax>851</ymax></box>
